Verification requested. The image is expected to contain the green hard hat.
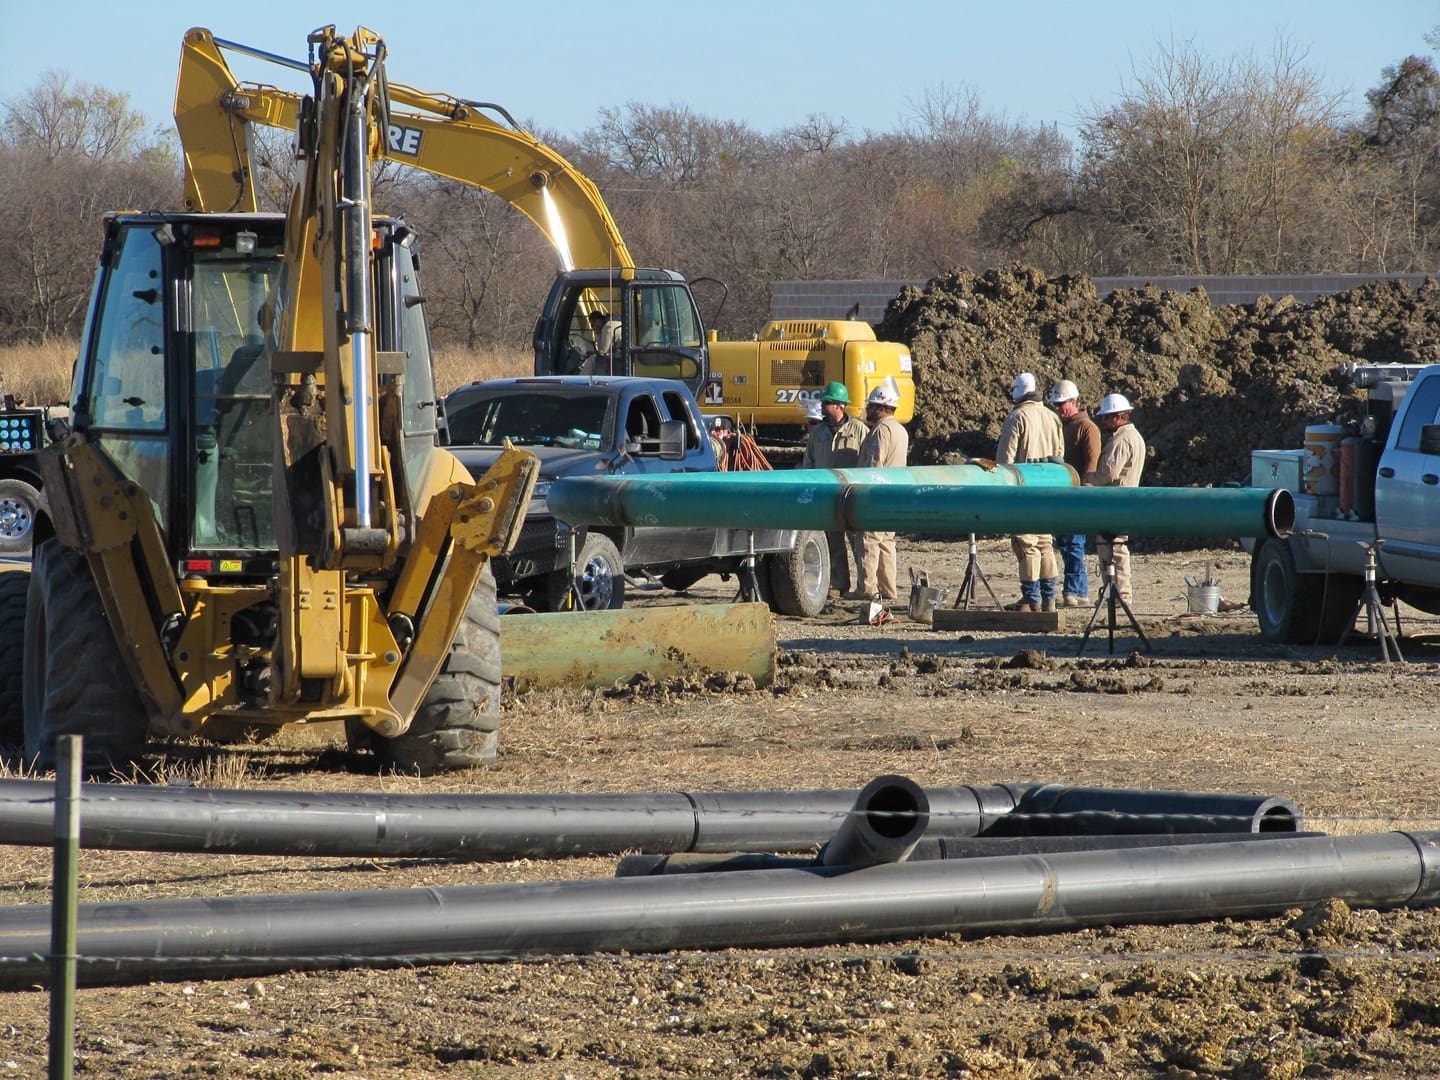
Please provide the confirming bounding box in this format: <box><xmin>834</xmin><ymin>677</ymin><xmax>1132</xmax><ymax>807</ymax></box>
<box><xmin>820</xmin><ymin>381</ymin><xmax>850</xmax><ymax>404</ymax></box>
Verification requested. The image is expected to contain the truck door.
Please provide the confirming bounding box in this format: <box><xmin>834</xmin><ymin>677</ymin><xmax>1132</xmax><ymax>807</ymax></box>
<box><xmin>1375</xmin><ymin>370</ymin><xmax>1440</xmax><ymax>586</ymax></box>
<box><xmin>619</xmin><ymin>391</ymin><xmax>714</xmax><ymax>568</ymax></box>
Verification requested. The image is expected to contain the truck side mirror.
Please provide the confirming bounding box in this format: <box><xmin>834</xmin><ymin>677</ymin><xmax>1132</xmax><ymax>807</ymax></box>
<box><xmin>655</xmin><ymin>419</ymin><xmax>686</xmax><ymax>460</ymax></box>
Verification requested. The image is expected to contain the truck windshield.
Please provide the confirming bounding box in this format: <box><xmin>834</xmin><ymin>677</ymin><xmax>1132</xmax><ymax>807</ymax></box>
<box><xmin>447</xmin><ymin>392</ymin><xmax>611</xmax><ymax>450</ymax></box>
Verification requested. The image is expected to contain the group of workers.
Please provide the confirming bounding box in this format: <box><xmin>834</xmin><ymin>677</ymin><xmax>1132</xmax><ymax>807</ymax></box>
<box><xmin>996</xmin><ymin>372</ymin><xmax>1146</xmax><ymax>612</ymax></box>
<box><xmin>803</xmin><ymin>371</ymin><xmax>1146</xmax><ymax>612</ymax></box>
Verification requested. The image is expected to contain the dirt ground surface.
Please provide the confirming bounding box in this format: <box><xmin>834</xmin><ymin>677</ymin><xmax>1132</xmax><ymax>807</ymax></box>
<box><xmin>2</xmin><ymin>538</ymin><xmax>1440</xmax><ymax>1078</ymax></box>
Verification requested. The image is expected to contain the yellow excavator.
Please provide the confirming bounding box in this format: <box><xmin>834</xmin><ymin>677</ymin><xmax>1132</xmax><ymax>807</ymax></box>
<box><xmin>173</xmin><ymin>27</ymin><xmax>913</xmax><ymax>433</ymax></box>
<box><xmin>6</xmin><ymin>27</ymin><xmax>541</xmax><ymax>774</ymax></box>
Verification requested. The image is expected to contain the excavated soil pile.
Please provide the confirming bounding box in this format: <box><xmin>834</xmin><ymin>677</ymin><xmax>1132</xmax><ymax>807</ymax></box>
<box><xmin>877</xmin><ymin>265</ymin><xmax>1440</xmax><ymax>488</ymax></box>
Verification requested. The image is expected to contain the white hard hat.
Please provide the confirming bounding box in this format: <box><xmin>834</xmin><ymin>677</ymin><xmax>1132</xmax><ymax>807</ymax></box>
<box><xmin>1096</xmin><ymin>392</ymin><xmax>1134</xmax><ymax>416</ymax></box>
<box><xmin>1048</xmin><ymin>379</ymin><xmax>1079</xmax><ymax>404</ymax></box>
<box><xmin>866</xmin><ymin>376</ymin><xmax>901</xmax><ymax>409</ymax></box>
<box><xmin>1011</xmin><ymin>372</ymin><xmax>1037</xmax><ymax>400</ymax></box>
<box><xmin>804</xmin><ymin>399</ymin><xmax>823</xmax><ymax>421</ymax></box>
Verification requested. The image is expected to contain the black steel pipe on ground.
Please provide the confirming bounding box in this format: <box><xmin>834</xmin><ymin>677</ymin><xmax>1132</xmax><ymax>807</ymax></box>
<box><xmin>987</xmin><ymin>786</ymin><xmax>1303</xmax><ymax>835</ymax></box>
<box><xmin>615</xmin><ymin>831</ymin><xmax>1330</xmax><ymax>877</ymax></box>
<box><xmin>0</xmin><ymin>779</ymin><xmax>1030</xmax><ymax>859</ymax></box>
<box><xmin>0</xmin><ymin>831</ymin><xmax>1433</xmax><ymax>988</ymax></box>
<box><xmin>818</xmin><ymin>775</ymin><xmax>929</xmax><ymax>868</ymax></box>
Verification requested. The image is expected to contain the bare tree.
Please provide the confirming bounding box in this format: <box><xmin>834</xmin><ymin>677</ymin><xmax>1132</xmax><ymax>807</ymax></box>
<box><xmin>2</xmin><ymin>72</ymin><xmax>151</xmax><ymax>160</ymax></box>
<box><xmin>1077</xmin><ymin>37</ymin><xmax>1342</xmax><ymax>274</ymax></box>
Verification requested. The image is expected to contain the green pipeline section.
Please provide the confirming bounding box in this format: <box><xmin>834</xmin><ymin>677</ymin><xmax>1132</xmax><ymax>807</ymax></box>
<box><xmin>547</xmin><ymin>468</ymin><xmax>1294</xmax><ymax>540</ymax></box>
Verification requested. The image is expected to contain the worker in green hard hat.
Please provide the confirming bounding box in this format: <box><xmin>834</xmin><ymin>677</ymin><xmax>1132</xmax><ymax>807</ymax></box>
<box><xmin>802</xmin><ymin>381</ymin><xmax>867</xmax><ymax>598</ymax></box>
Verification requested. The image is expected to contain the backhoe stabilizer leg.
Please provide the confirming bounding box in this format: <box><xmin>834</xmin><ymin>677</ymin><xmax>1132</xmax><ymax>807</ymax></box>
<box><xmin>384</xmin><ymin>446</ymin><xmax>539</xmax><ymax>723</ymax></box>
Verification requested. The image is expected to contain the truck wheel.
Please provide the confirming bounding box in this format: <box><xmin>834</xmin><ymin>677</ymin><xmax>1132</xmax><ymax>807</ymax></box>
<box><xmin>378</xmin><ymin>561</ymin><xmax>503</xmax><ymax>774</ymax></box>
<box><xmin>660</xmin><ymin>568</ymin><xmax>708</xmax><ymax>592</ymax></box>
<box><xmin>1252</xmin><ymin>540</ymin><xmax>1316</xmax><ymax>643</ymax></box>
<box><xmin>1250</xmin><ymin>540</ymin><xmax>1360</xmax><ymax>645</ymax></box>
<box><xmin>23</xmin><ymin>540</ymin><xmax>149</xmax><ymax>773</ymax></box>
<box><xmin>0</xmin><ymin>569</ymin><xmax>28</xmax><ymax>749</ymax></box>
<box><xmin>765</xmin><ymin>530</ymin><xmax>830</xmax><ymax>617</ymax></box>
<box><xmin>0</xmin><ymin>479</ymin><xmax>40</xmax><ymax>555</ymax></box>
<box><xmin>544</xmin><ymin>532</ymin><xmax>625</xmax><ymax>610</ymax></box>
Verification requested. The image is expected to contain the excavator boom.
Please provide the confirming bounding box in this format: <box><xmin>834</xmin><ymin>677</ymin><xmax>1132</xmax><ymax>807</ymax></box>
<box><xmin>176</xmin><ymin>27</ymin><xmax>632</xmax><ymax>270</ymax></box>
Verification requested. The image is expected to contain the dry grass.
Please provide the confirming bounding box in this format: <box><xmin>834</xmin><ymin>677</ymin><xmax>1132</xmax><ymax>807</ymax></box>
<box><xmin>0</xmin><ymin>340</ymin><xmax>530</xmax><ymax>407</ymax></box>
<box><xmin>0</xmin><ymin>339</ymin><xmax>75</xmax><ymax>406</ymax></box>
<box><xmin>432</xmin><ymin>343</ymin><xmax>530</xmax><ymax>394</ymax></box>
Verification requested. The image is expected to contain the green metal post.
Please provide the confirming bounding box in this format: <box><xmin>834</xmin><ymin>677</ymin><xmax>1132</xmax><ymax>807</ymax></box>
<box><xmin>49</xmin><ymin>734</ymin><xmax>80</xmax><ymax>1080</ymax></box>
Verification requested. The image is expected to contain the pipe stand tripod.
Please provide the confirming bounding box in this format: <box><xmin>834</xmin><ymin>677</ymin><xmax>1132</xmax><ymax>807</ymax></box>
<box><xmin>1338</xmin><ymin>544</ymin><xmax>1403</xmax><ymax>662</ymax></box>
<box><xmin>1077</xmin><ymin>561</ymin><xmax>1152</xmax><ymax>656</ymax></box>
<box><xmin>952</xmin><ymin>534</ymin><xmax>1001</xmax><ymax>610</ymax></box>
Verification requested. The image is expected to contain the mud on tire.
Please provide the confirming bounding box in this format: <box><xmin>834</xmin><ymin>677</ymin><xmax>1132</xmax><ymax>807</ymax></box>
<box><xmin>23</xmin><ymin>540</ymin><xmax>149</xmax><ymax>773</ymax></box>
<box><xmin>377</xmin><ymin>562</ymin><xmax>503</xmax><ymax>775</ymax></box>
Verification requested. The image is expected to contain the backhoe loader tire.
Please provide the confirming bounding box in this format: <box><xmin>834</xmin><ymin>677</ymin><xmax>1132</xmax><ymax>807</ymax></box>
<box><xmin>0</xmin><ymin>569</ymin><xmax>28</xmax><ymax>749</ymax></box>
<box><xmin>23</xmin><ymin>540</ymin><xmax>149</xmax><ymax>774</ymax></box>
<box><xmin>764</xmin><ymin>530</ymin><xmax>830</xmax><ymax>618</ymax></box>
<box><xmin>379</xmin><ymin>562</ymin><xmax>503</xmax><ymax>775</ymax></box>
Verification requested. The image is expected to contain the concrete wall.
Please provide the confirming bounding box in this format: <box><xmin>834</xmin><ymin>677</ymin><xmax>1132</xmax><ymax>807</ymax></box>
<box><xmin>771</xmin><ymin>273</ymin><xmax>1438</xmax><ymax>325</ymax></box>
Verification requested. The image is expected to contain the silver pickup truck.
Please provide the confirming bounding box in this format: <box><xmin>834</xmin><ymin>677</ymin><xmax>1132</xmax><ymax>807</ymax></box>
<box><xmin>1246</xmin><ymin>363</ymin><xmax>1440</xmax><ymax>643</ymax></box>
<box><xmin>443</xmin><ymin>375</ymin><xmax>829</xmax><ymax>615</ymax></box>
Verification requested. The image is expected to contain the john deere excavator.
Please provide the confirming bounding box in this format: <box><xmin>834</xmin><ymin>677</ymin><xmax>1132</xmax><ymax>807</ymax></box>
<box><xmin>3</xmin><ymin>26</ymin><xmax>540</xmax><ymax>774</ymax></box>
<box><xmin>171</xmin><ymin>27</ymin><xmax>913</xmax><ymax>436</ymax></box>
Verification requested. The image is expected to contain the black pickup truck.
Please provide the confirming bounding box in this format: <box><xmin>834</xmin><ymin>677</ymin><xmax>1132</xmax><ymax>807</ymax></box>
<box><xmin>442</xmin><ymin>376</ymin><xmax>829</xmax><ymax>615</ymax></box>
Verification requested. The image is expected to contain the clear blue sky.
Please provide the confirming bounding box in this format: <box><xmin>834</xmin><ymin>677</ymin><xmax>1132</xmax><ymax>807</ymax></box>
<box><xmin>1</xmin><ymin>1</ymin><xmax>1435</xmax><ymax>146</ymax></box>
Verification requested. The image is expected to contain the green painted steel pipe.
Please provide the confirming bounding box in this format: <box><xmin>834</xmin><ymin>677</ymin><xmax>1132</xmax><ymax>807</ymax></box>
<box><xmin>548</xmin><ymin>462</ymin><xmax>1074</xmax><ymax>534</ymax></box>
<box><xmin>549</xmin><ymin>472</ymin><xmax>1294</xmax><ymax>540</ymax></box>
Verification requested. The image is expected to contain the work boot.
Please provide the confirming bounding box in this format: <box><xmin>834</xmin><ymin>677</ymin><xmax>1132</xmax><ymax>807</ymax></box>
<box><xmin>1040</xmin><ymin>598</ymin><xmax>1057</xmax><ymax>613</ymax></box>
<box><xmin>1004</xmin><ymin>599</ymin><xmax>1038</xmax><ymax>613</ymax></box>
<box><xmin>1060</xmin><ymin>596</ymin><xmax>1085</xmax><ymax>608</ymax></box>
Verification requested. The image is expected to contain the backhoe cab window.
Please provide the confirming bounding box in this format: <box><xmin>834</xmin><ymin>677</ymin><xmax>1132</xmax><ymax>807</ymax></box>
<box><xmin>630</xmin><ymin>283</ymin><xmax>703</xmax><ymax>383</ymax></box>
<box><xmin>82</xmin><ymin>225</ymin><xmax>171</xmax><ymax>529</ymax></box>
<box><xmin>190</xmin><ymin>238</ymin><xmax>281</xmax><ymax>550</ymax></box>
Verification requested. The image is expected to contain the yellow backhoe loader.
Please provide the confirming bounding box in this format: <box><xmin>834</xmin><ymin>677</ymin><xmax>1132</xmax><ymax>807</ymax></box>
<box><xmin>5</xmin><ymin>27</ymin><xmax>542</xmax><ymax>774</ymax></box>
<box><xmin>172</xmin><ymin>28</ymin><xmax>912</xmax><ymax>435</ymax></box>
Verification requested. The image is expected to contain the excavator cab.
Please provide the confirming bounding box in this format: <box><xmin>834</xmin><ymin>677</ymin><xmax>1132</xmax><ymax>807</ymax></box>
<box><xmin>534</xmin><ymin>269</ymin><xmax>709</xmax><ymax>392</ymax></box>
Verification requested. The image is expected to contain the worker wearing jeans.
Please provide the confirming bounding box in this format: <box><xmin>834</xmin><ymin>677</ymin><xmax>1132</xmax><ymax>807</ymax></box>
<box><xmin>1047</xmin><ymin>379</ymin><xmax>1101</xmax><ymax>606</ymax></box>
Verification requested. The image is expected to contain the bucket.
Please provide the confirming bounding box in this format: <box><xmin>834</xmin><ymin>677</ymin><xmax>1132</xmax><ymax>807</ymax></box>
<box><xmin>1186</xmin><ymin>583</ymin><xmax>1220</xmax><ymax>615</ymax></box>
<box><xmin>908</xmin><ymin>585</ymin><xmax>945</xmax><ymax>624</ymax></box>
<box><xmin>1302</xmin><ymin>424</ymin><xmax>1344</xmax><ymax>495</ymax></box>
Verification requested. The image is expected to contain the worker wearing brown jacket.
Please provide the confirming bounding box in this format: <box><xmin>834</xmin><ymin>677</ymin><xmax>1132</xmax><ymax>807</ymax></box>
<box><xmin>849</xmin><ymin>380</ymin><xmax>908</xmax><ymax>602</ymax></box>
<box><xmin>1085</xmin><ymin>392</ymin><xmax>1147</xmax><ymax>604</ymax></box>
<box><xmin>1048</xmin><ymin>379</ymin><xmax>1102</xmax><ymax>606</ymax></box>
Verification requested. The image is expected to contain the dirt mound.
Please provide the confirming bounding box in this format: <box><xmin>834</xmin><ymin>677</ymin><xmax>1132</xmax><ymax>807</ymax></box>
<box><xmin>877</xmin><ymin>265</ymin><xmax>1440</xmax><ymax>487</ymax></box>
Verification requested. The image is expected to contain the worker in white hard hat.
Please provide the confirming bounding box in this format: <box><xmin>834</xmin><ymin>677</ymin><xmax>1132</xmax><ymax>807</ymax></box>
<box><xmin>1085</xmin><ymin>392</ymin><xmax>1147</xmax><ymax>606</ymax></box>
<box><xmin>847</xmin><ymin>378</ymin><xmax>909</xmax><ymax>603</ymax></box>
<box><xmin>995</xmin><ymin>372</ymin><xmax>1065</xmax><ymax>612</ymax></box>
<box><xmin>804</xmin><ymin>382</ymin><xmax>869</xmax><ymax>597</ymax></box>
<box><xmin>1048</xmin><ymin>379</ymin><xmax>1102</xmax><ymax>607</ymax></box>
